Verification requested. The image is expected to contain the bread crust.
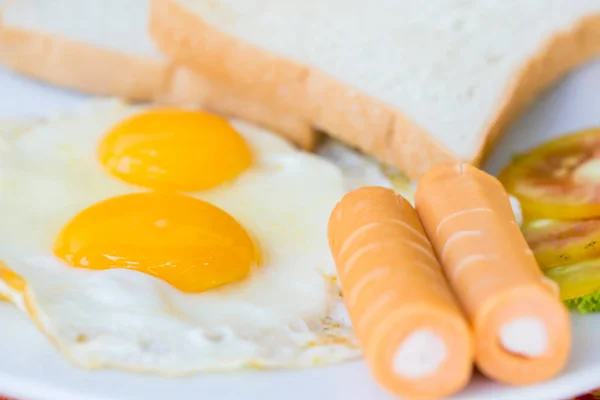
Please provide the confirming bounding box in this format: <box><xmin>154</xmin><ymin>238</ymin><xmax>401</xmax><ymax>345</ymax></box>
<box><xmin>149</xmin><ymin>0</ymin><xmax>456</xmax><ymax>178</ymax></box>
<box><xmin>149</xmin><ymin>0</ymin><xmax>600</xmax><ymax>178</ymax></box>
<box><xmin>0</xmin><ymin>14</ymin><xmax>316</xmax><ymax>149</ymax></box>
<box><xmin>474</xmin><ymin>14</ymin><xmax>600</xmax><ymax>166</ymax></box>
<box><xmin>162</xmin><ymin>67</ymin><xmax>316</xmax><ymax>149</ymax></box>
<box><xmin>0</xmin><ymin>23</ymin><xmax>170</xmax><ymax>101</ymax></box>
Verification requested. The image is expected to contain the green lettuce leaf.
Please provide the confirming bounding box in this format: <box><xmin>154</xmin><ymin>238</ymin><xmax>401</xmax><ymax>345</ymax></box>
<box><xmin>565</xmin><ymin>290</ymin><xmax>600</xmax><ymax>314</ymax></box>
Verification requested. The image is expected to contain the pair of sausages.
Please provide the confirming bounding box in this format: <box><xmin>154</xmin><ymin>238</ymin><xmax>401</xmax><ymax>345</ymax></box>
<box><xmin>328</xmin><ymin>163</ymin><xmax>571</xmax><ymax>400</ymax></box>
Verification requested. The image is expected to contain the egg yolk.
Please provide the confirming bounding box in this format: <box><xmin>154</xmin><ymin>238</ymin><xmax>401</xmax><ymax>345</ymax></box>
<box><xmin>0</xmin><ymin>262</ymin><xmax>26</xmax><ymax>294</ymax></box>
<box><xmin>99</xmin><ymin>109</ymin><xmax>252</xmax><ymax>191</ymax></box>
<box><xmin>53</xmin><ymin>192</ymin><xmax>258</xmax><ymax>293</ymax></box>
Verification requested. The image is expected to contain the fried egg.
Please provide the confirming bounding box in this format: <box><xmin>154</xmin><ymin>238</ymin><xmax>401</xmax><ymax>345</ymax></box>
<box><xmin>0</xmin><ymin>100</ymin><xmax>398</xmax><ymax>374</ymax></box>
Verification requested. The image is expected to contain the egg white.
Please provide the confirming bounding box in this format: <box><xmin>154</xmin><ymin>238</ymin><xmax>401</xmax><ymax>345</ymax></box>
<box><xmin>0</xmin><ymin>100</ymin><xmax>399</xmax><ymax>374</ymax></box>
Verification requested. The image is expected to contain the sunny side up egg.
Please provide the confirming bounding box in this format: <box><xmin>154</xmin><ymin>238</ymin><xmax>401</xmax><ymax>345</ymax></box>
<box><xmin>0</xmin><ymin>100</ymin><xmax>398</xmax><ymax>374</ymax></box>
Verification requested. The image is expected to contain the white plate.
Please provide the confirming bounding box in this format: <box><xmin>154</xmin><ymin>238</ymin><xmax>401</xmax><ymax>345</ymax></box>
<box><xmin>0</xmin><ymin>61</ymin><xmax>599</xmax><ymax>400</ymax></box>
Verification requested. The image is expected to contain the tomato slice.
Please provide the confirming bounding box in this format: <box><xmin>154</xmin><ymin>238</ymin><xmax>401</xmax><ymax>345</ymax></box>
<box><xmin>524</xmin><ymin>219</ymin><xmax>600</xmax><ymax>270</ymax></box>
<box><xmin>498</xmin><ymin>128</ymin><xmax>600</xmax><ymax>220</ymax></box>
<box><xmin>546</xmin><ymin>259</ymin><xmax>600</xmax><ymax>301</ymax></box>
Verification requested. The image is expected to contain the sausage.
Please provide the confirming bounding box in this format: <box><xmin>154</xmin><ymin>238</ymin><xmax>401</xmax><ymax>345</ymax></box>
<box><xmin>328</xmin><ymin>186</ymin><xmax>473</xmax><ymax>399</ymax></box>
<box><xmin>414</xmin><ymin>163</ymin><xmax>571</xmax><ymax>385</ymax></box>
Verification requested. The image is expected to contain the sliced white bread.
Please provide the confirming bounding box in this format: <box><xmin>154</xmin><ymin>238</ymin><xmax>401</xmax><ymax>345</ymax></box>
<box><xmin>150</xmin><ymin>0</ymin><xmax>600</xmax><ymax>178</ymax></box>
<box><xmin>0</xmin><ymin>0</ymin><xmax>316</xmax><ymax>149</ymax></box>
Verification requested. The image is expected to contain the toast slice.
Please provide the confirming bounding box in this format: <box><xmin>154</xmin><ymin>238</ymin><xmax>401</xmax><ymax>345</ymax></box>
<box><xmin>0</xmin><ymin>0</ymin><xmax>316</xmax><ymax>149</ymax></box>
<box><xmin>150</xmin><ymin>0</ymin><xmax>600</xmax><ymax>178</ymax></box>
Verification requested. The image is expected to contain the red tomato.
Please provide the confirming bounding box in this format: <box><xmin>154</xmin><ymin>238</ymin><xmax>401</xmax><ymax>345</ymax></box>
<box><xmin>524</xmin><ymin>219</ymin><xmax>600</xmax><ymax>270</ymax></box>
<box><xmin>499</xmin><ymin>128</ymin><xmax>600</xmax><ymax>220</ymax></box>
<box><xmin>546</xmin><ymin>259</ymin><xmax>600</xmax><ymax>301</ymax></box>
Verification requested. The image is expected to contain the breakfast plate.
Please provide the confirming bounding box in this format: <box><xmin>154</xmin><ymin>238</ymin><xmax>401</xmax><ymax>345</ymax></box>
<box><xmin>0</xmin><ymin>59</ymin><xmax>599</xmax><ymax>400</ymax></box>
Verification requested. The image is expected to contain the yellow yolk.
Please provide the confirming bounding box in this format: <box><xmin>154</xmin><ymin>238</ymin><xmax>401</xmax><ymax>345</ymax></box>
<box><xmin>53</xmin><ymin>192</ymin><xmax>258</xmax><ymax>293</ymax></box>
<box><xmin>0</xmin><ymin>262</ymin><xmax>26</xmax><ymax>294</ymax></box>
<box><xmin>99</xmin><ymin>109</ymin><xmax>252</xmax><ymax>191</ymax></box>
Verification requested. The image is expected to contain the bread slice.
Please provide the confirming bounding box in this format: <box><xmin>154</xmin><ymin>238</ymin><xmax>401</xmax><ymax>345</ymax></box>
<box><xmin>150</xmin><ymin>0</ymin><xmax>600</xmax><ymax>178</ymax></box>
<box><xmin>0</xmin><ymin>0</ymin><xmax>316</xmax><ymax>149</ymax></box>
